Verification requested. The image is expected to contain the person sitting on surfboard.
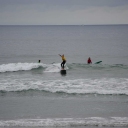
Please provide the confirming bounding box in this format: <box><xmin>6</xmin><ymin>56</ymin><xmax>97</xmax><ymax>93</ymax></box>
<box><xmin>59</xmin><ymin>54</ymin><xmax>66</xmax><ymax>69</ymax></box>
<box><xmin>87</xmin><ymin>57</ymin><xmax>92</xmax><ymax>64</ymax></box>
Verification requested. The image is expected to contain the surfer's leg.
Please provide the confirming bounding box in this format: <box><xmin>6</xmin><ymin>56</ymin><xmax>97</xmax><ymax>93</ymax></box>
<box><xmin>61</xmin><ymin>61</ymin><xmax>65</xmax><ymax>68</ymax></box>
<box><xmin>61</xmin><ymin>62</ymin><xmax>63</xmax><ymax>68</ymax></box>
<box><xmin>63</xmin><ymin>61</ymin><xmax>66</xmax><ymax>68</ymax></box>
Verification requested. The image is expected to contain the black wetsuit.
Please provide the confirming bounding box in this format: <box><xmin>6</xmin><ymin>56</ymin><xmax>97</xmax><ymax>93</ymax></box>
<box><xmin>61</xmin><ymin>60</ymin><xmax>66</xmax><ymax>68</ymax></box>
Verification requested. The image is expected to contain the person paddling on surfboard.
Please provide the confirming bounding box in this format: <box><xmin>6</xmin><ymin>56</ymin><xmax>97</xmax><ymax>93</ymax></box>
<box><xmin>87</xmin><ymin>57</ymin><xmax>92</xmax><ymax>64</ymax></box>
<box><xmin>59</xmin><ymin>54</ymin><xmax>66</xmax><ymax>69</ymax></box>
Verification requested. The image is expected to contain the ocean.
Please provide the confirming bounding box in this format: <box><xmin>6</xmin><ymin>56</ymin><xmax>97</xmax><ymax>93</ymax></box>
<box><xmin>0</xmin><ymin>25</ymin><xmax>128</xmax><ymax>128</ymax></box>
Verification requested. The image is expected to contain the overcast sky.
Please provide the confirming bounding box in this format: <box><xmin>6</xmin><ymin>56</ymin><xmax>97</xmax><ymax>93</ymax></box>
<box><xmin>0</xmin><ymin>0</ymin><xmax>128</xmax><ymax>25</ymax></box>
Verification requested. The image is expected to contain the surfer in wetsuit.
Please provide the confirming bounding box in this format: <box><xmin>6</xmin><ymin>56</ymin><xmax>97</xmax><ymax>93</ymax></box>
<box><xmin>59</xmin><ymin>54</ymin><xmax>66</xmax><ymax>69</ymax></box>
<box><xmin>87</xmin><ymin>57</ymin><xmax>92</xmax><ymax>64</ymax></box>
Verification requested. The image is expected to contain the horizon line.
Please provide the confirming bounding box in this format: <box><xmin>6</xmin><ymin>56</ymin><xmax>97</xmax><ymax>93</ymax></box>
<box><xmin>0</xmin><ymin>24</ymin><xmax>128</xmax><ymax>26</ymax></box>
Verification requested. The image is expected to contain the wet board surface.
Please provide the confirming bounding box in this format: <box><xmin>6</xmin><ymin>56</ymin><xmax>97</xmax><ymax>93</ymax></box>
<box><xmin>60</xmin><ymin>69</ymin><xmax>66</xmax><ymax>75</ymax></box>
<box><xmin>95</xmin><ymin>61</ymin><xmax>102</xmax><ymax>64</ymax></box>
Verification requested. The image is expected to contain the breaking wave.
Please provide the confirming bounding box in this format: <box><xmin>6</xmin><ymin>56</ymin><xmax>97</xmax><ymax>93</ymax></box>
<box><xmin>0</xmin><ymin>62</ymin><xmax>68</xmax><ymax>73</ymax></box>
<box><xmin>0</xmin><ymin>63</ymin><xmax>128</xmax><ymax>73</ymax></box>
<box><xmin>0</xmin><ymin>63</ymin><xmax>45</xmax><ymax>72</ymax></box>
<box><xmin>0</xmin><ymin>78</ymin><xmax>128</xmax><ymax>96</ymax></box>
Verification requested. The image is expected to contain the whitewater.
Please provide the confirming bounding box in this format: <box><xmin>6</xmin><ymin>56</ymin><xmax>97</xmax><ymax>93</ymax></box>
<box><xmin>0</xmin><ymin>62</ymin><xmax>128</xmax><ymax>96</ymax></box>
<box><xmin>0</xmin><ymin>117</ymin><xmax>128</xmax><ymax>127</ymax></box>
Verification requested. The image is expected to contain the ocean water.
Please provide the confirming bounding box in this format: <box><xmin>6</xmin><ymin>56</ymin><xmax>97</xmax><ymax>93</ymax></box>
<box><xmin>0</xmin><ymin>25</ymin><xmax>128</xmax><ymax>128</ymax></box>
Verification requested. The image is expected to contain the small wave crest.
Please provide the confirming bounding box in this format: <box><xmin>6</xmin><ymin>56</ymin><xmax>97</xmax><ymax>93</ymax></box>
<box><xmin>0</xmin><ymin>62</ymin><xmax>127</xmax><ymax>73</ymax></box>
<box><xmin>0</xmin><ymin>63</ymin><xmax>46</xmax><ymax>73</ymax></box>
<box><xmin>0</xmin><ymin>117</ymin><xmax>128</xmax><ymax>127</ymax></box>
<box><xmin>0</xmin><ymin>63</ymin><xmax>68</xmax><ymax>73</ymax></box>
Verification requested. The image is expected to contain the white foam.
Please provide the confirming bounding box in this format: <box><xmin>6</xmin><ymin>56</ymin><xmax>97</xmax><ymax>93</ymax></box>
<box><xmin>44</xmin><ymin>63</ymin><xmax>68</xmax><ymax>72</ymax></box>
<box><xmin>0</xmin><ymin>63</ymin><xmax>45</xmax><ymax>72</ymax></box>
<box><xmin>44</xmin><ymin>63</ymin><xmax>61</xmax><ymax>72</ymax></box>
<box><xmin>0</xmin><ymin>63</ymin><xmax>68</xmax><ymax>73</ymax></box>
<box><xmin>0</xmin><ymin>78</ymin><xmax>128</xmax><ymax>95</ymax></box>
<box><xmin>0</xmin><ymin>117</ymin><xmax>128</xmax><ymax>127</ymax></box>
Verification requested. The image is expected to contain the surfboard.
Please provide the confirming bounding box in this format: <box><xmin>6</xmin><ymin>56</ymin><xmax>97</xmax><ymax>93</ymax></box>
<box><xmin>94</xmin><ymin>61</ymin><xmax>102</xmax><ymax>64</ymax></box>
<box><xmin>60</xmin><ymin>68</ymin><xmax>66</xmax><ymax>75</ymax></box>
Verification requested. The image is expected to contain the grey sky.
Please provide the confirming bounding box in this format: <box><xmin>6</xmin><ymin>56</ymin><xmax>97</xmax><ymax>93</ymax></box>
<box><xmin>0</xmin><ymin>0</ymin><xmax>128</xmax><ymax>25</ymax></box>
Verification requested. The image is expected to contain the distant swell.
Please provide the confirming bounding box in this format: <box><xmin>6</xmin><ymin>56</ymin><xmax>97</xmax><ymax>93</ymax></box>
<box><xmin>0</xmin><ymin>117</ymin><xmax>128</xmax><ymax>127</ymax></box>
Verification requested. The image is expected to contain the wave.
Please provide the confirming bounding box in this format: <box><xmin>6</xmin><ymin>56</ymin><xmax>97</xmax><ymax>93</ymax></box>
<box><xmin>0</xmin><ymin>117</ymin><xmax>128</xmax><ymax>127</ymax></box>
<box><xmin>0</xmin><ymin>63</ymin><xmax>45</xmax><ymax>72</ymax></box>
<box><xmin>0</xmin><ymin>62</ymin><xmax>68</xmax><ymax>73</ymax></box>
<box><xmin>0</xmin><ymin>62</ymin><xmax>127</xmax><ymax>73</ymax></box>
<box><xmin>69</xmin><ymin>63</ymin><xmax>128</xmax><ymax>69</ymax></box>
<box><xmin>0</xmin><ymin>78</ymin><xmax>128</xmax><ymax>96</ymax></box>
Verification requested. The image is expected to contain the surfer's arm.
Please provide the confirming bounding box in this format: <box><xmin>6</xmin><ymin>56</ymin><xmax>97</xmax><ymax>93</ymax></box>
<box><xmin>59</xmin><ymin>54</ymin><xmax>62</xmax><ymax>57</ymax></box>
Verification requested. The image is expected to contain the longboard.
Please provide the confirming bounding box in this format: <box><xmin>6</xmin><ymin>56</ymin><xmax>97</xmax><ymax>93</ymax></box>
<box><xmin>95</xmin><ymin>61</ymin><xmax>102</xmax><ymax>64</ymax></box>
<box><xmin>60</xmin><ymin>68</ymin><xmax>66</xmax><ymax>75</ymax></box>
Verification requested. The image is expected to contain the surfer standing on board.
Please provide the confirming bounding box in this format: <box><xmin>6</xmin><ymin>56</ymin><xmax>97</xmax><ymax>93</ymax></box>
<box><xmin>87</xmin><ymin>57</ymin><xmax>92</xmax><ymax>64</ymax></box>
<box><xmin>59</xmin><ymin>54</ymin><xmax>66</xmax><ymax>69</ymax></box>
